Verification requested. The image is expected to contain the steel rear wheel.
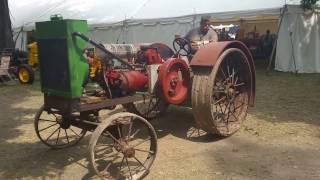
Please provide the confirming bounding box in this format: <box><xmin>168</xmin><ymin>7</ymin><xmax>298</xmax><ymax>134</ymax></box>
<box><xmin>34</xmin><ymin>105</ymin><xmax>86</xmax><ymax>149</ymax></box>
<box><xmin>192</xmin><ymin>48</ymin><xmax>251</xmax><ymax>136</ymax></box>
<box><xmin>89</xmin><ymin>112</ymin><xmax>157</xmax><ymax>180</ymax></box>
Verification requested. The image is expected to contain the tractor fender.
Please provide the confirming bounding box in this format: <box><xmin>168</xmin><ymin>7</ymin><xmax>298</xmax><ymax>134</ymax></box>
<box><xmin>190</xmin><ymin>41</ymin><xmax>256</xmax><ymax>106</ymax></box>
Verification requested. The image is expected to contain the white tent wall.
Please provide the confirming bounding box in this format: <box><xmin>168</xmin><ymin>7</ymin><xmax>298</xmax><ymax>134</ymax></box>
<box><xmin>88</xmin><ymin>17</ymin><xmax>197</xmax><ymax>47</ymax></box>
<box><xmin>275</xmin><ymin>5</ymin><xmax>320</xmax><ymax>73</ymax></box>
<box><xmin>13</xmin><ymin>30</ymin><xmax>28</xmax><ymax>51</ymax></box>
<box><xmin>87</xmin><ymin>7</ymin><xmax>281</xmax><ymax>48</ymax></box>
<box><xmin>11</xmin><ymin>7</ymin><xmax>281</xmax><ymax>51</ymax></box>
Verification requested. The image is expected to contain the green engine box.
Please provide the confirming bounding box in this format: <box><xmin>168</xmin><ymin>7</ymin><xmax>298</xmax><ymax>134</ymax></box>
<box><xmin>36</xmin><ymin>17</ymin><xmax>88</xmax><ymax>99</ymax></box>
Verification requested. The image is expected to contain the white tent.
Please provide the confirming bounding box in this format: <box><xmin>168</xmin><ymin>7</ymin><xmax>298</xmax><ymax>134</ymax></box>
<box><xmin>87</xmin><ymin>7</ymin><xmax>281</xmax><ymax>47</ymax></box>
<box><xmin>275</xmin><ymin>5</ymin><xmax>320</xmax><ymax>73</ymax></box>
<box><xmin>10</xmin><ymin>1</ymin><xmax>308</xmax><ymax>51</ymax></box>
<box><xmin>10</xmin><ymin>0</ymin><xmax>298</xmax><ymax>28</ymax></box>
<box><xmin>12</xmin><ymin>7</ymin><xmax>282</xmax><ymax>51</ymax></box>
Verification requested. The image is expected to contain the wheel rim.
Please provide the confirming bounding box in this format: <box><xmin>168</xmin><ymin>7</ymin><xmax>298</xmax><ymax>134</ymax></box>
<box><xmin>91</xmin><ymin>114</ymin><xmax>157</xmax><ymax>180</ymax></box>
<box><xmin>211</xmin><ymin>49</ymin><xmax>250</xmax><ymax>134</ymax></box>
<box><xmin>34</xmin><ymin>106</ymin><xmax>86</xmax><ymax>149</ymax></box>
<box><xmin>18</xmin><ymin>68</ymin><xmax>29</xmax><ymax>83</ymax></box>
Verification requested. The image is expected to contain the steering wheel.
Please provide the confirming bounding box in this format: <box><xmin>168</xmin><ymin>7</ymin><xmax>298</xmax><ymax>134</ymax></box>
<box><xmin>173</xmin><ymin>37</ymin><xmax>192</xmax><ymax>56</ymax></box>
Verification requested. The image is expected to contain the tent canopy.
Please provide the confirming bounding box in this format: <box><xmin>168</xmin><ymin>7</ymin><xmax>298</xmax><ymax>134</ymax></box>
<box><xmin>9</xmin><ymin>0</ymin><xmax>301</xmax><ymax>28</ymax></box>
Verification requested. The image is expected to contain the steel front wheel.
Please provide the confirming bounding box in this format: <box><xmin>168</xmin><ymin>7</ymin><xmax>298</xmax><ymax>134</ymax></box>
<box><xmin>34</xmin><ymin>106</ymin><xmax>87</xmax><ymax>149</ymax></box>
<box><xmin>192</xmin><ymin>48</ymin><xmax>251</xmax><ymax>136</ymax></box>
<box><xmin>89</xmin><ymin>112</ymin><xmax>157</xmax><ymax>180</ymax></box>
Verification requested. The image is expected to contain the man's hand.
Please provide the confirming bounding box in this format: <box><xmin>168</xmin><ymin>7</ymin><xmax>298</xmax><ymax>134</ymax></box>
<box><xmin>190</xmin><ymin>40</ymin><xmax>210</xmax><ymax>51</ymax></box>
<box><xmin>190</xmin><ymin>41</ymin><xmax>200</xmax><ymax>51</ymax></box>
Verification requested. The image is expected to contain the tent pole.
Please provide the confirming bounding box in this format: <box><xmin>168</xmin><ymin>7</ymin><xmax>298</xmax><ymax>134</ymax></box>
<box><xmin>266</xmin><ymin>5</ymin><xmax>287</xmax><ymax>74</ymax></box>
<box><xmin>289</xmin><ymin>31</ymin><xmax>298</xmax><ymax>75</ymax></box>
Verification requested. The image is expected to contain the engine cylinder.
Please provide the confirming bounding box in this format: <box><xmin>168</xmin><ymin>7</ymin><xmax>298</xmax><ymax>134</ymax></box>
<box><xmin>119</xmin><ymin>71</ymin><xmax>148</xmax><ymax>92</ymax></box>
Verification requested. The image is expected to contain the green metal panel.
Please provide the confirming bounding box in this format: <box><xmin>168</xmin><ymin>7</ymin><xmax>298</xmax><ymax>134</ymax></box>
<box><xmin>36</xmin><ymin>18</ymin><xmax>89</xmax><ymax>99</ymax></box>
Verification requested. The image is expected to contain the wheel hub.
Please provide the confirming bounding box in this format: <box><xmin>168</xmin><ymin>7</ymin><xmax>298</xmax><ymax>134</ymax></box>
<box><xmin>123</xmin><ymin>146</ymin><xmax>135</xmax><ymax>158</ymax></box>
<box><xmin>115</xmin><ymin>139</ymin><xmax>136</xmax><ymax>158</ymax></box>
<box><xmin>57</xmin><ymin>117</ymin><xmax>71</xmax><ymax>129</ymax></box>
<box><xmin>19</xmin><ymin>68</ymin><xmax>29</xmax><ymax>82</ymax></box>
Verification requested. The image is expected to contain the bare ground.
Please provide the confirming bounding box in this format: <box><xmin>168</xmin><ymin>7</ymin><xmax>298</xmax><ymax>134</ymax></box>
<box><xmin>1</xmin><ymin>63</ymin><xmax>320</xmax><ymax>180</ymax></box>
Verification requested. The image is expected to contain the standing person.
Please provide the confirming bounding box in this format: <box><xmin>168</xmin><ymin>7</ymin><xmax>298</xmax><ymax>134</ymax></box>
<box><xmin>262</xmin><ymin>29</ymin><xmax>273</xmax><ymax>58</ymax></box>
<box><xmin>184</xmin><ymin>16</ymin><xmax>218</xmax><ymax>52</ymax></box>
<box><xmin>219</xmin><ymin>28</ymin><xmax>229</xmax><ymax>41</ymax></box>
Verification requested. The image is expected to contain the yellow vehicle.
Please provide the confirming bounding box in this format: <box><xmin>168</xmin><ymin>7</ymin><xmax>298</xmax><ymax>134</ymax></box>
<box><xmin>16</xmin><ymin>42</ymin><xmax>38</xmax><ymax>84</ymax></box>
<box><xmin>84</xmin><ymin>47</ymin><xmax>102</xmax><ymax>79</ymax></box>
<box><xmin>27</xmin><ymin>42</ymin><xmax>38</xmax><ymax>70</ymax></box>
<box><xmin>22</xmin><ymin>43</ymin><xmax>101</xmax><ymax>84</ymax></box>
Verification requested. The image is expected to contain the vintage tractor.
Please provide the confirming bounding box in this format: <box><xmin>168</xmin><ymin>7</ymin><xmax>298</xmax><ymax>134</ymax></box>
<box><xmin>34</xmin><ymin>16</ymin><xmax>255</xmax><ymax>180</ymax></box>
<box><xmin>0</xmin><ymin>48</ymin><xmax>35</xmax><ymax>84</ymax></box>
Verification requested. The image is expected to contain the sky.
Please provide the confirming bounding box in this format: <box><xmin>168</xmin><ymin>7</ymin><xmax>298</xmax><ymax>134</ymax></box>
<box><xmin>9</xmin><ymin>0</ymin><xmax>302</xmax><ymax>28</ymax></box>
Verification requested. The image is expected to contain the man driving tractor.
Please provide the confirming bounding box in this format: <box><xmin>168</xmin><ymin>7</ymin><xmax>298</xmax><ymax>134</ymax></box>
<box><xmin>184</xmin><ymin>16</ymin><xmax>218</xmax><ymax>52</ymax></box>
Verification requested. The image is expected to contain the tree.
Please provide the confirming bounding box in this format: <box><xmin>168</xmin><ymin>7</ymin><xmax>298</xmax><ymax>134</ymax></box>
<box><xmin>0</xmin><ymin>0</ymin><xmax>14</xmax><ymax>51</ymax></box>
<box><xmin>300</xmin><ymin>0</ymin><xmax>319</xmax><ymax>10</ymax></box>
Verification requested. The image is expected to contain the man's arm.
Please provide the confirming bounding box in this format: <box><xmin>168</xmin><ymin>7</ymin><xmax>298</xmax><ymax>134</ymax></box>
<box><xmin>209</xmin><ymin>29</ymin><xmax>218</xmax><ymax>42</ymax></box>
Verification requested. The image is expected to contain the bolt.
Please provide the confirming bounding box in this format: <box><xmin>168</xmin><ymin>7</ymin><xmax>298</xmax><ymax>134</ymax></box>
<box><xmin>168</xmin><ymin>89</ymin><xmax>175</xmax><ymax>97</ymax></box>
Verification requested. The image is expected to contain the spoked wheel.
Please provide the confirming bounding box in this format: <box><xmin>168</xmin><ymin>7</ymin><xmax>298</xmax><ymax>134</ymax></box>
<box><xmin>34</xmin><ymin>105</ymin><xmax>87</xmax><ymax>149</ymax></box>
<box><xmin>192</xmin><ymin>48</ymin><xmax>251</xmax><ymax>136</ymax></box>
<box><xmin>123</xmin><ymin>96</ymin><xmax>168</xmax><ymax>120</ymax></box>
<box><xmin>89</xmin><ymin>112</ymin><xmax>157</xmax><ymax>180</ymax></box>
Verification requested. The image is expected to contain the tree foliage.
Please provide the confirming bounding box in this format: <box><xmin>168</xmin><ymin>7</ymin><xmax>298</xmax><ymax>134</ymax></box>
<box><xmin>300</xmin><ymin>0</ymin><xmax>319</xmax><ymax>10</ymax></box>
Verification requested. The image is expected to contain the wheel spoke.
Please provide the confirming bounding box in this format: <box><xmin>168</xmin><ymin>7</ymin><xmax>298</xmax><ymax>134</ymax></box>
<box><xmin>234</xmin><ymin>76</ymin><xmax>239</xmax><ymax>85</ymax></box>
<box><xmin>127</xmin><ymin>120</ymin><xmax>133</xmax><ymax>140</ymax></box>
<box><xmin>131</xmin><ymin>137</ymin><xmax>151</xmax><ymax>148</ymax></box>
<box><xmin>51</xmin><ymin>113</ymin><xmax>59</xmax><ymax>119</ymax></box>
<box><xmin>231</xmin><ymin>68</ymin><xmax>235</xmax><ymax>84</ymax></box>
<box><xmin>69</xmin><ymin>128</ymin><xmax>81</xmax><ymax>138</ymax></box>
<box><xmin>234</xmin><ymin>82</ymin><xmax>245</xmax><ymax>87</ymax></box>
<box><xmin>188</xmin><ymin>127</ymin><xmax>198</xmax><ymax>137</ymax></box>
<box><xmin>125</xmin><ymin>157</ymin><xmax>133</xmax><ymax>180</ymax></box>
<box><xmin>117</xmin><ymin>122</ymin><xmax>122</xmax><ymax>139</ymax></box>
<box><xmin>219</xmin><ymin>68</ymin><xmax>227</xmax><ymax>79</ymax></box>
<box><xmin>45</xmin><ymin>127</ymin><xmax>60</xmax><ymax>141</ymax></box>
<box><xmin>147</xmin><ymin>98</ymin><xmax>153</xmax><ymax>112</ymax></box>
<box><xmin>214</xmin><ymin>96</ymin><xmax>226</xmax><ymax>105</ymax></box>
<box><xmin>225</xmin><ymin>103</ymin><xmax>231</xmax><ymax>132</ymax></box>
<box><xmin>55</xmin><ymin>128</ymin><xmax>61</xmax><ymax>145</ymax></box>
<box><xmin>95</xmin><ymin>146</ymin><xmax>112</xmax><ymax>154</ymax></box>
<box><xmin>119</xmin><ymin>156</ymin><xmax>125</xmax><ymax>171</ymax></box>
<box><xmin>130</xmin><ymin>129</ymin><xmax>140</xmax><ymax>139</ymax></box>
<box><xmin>105</xmin><ymin>131</ymin><xmax>122</xmax><ymax>144</ymax></box>
<box><xmin>133</xmin><ymin>156</ymin><xmax>147</xmax><ymax>170</ymax></box>
<box><xmin>134</xmin><ymin>148</ymin><xmax>154</xmax><ymax>154</ymax></box>
<box><xmin>65</xmin><ymin>129</ymin><xmax>70</xmax><ymax>144</ymax></box>
<box><xmin>100</xmin><ymin>152</ymin><xmax>120</xmax><ymax>173</ymax></box>
<box><xmin>39</xmin><ymin>118</ymin><xmax>56</xmax><ymax>123</ymax></box>
<box><xmin>38</xmin><ymin>123</ymin><xmax>58</xmax><ymax>132</ymax></box>
<box><xmin>230</xmin><ymin>111</ymin><xmax>241</xmax><ymax>122</ymax></box>
<box><xmin>95</xmin><ymin>144</ymin><xmax>113</xmax><ymax>148</ymax></box>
